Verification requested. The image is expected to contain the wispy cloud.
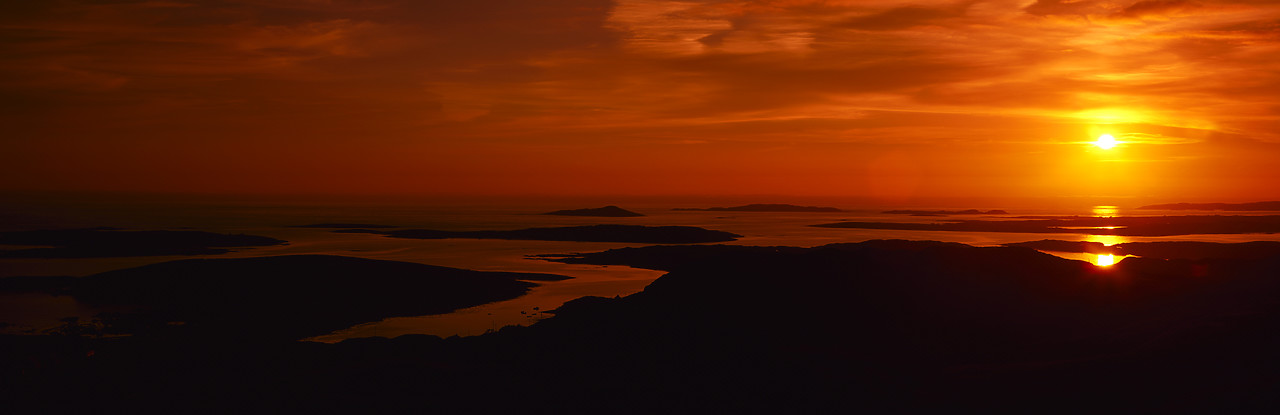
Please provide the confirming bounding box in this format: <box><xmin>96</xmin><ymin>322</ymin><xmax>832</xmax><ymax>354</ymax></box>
<box><xmin>3</xmin><ymin>0</ymin><xmax>1279</xmax><ymax>197</ymax></box>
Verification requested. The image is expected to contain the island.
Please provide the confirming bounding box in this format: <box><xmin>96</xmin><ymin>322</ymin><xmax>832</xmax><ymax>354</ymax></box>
<box><xmin>542</xmin><ymin>205</ymin><xmax>644</xmax><ymax>217</ymax></box>
<box><xmin>812</xmin><ymin>215</ymin><xmax>1280</xmax><ymax>236</ymax></box>
<box><xmin>338</xmin><ymin>224</ymin><xmax>741</xmax><ymax>243</ymax></box>
<box><xmin>672</xmin><ymin>203</ymin><xmax>843</xmax><ymax>212</ymax></box>
<box><xmin>0</xmin><ymin>228</ymin><xmax>286</xmax><ymax>258</ymax></box>
<box><xmin>1138</xmin><ymin>201</ymin><xmax>1280</xmax><ymax>211</ymax></box>
<box><xmin>882</xmin><ymin>209</ymin><xmax>1008</xmax><ymax>216</ymax></box>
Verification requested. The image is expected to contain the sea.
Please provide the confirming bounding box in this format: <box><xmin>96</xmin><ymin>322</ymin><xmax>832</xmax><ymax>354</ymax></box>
<box><xmin>4</xmin><ymin>194</ymin><xmax>1279</xmax><ymax>341</ymax></box>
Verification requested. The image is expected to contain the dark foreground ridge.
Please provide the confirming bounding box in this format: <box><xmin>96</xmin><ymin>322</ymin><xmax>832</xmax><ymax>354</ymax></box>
<box><xmin>883</xmin><ymin>209</ymin><xmax>1009</xmax><ymax>216</ymax></box>
<box><xmin>673</xmin><ymin>203</ymin><xmax>843</xmax><ymax>212</ymax></box>
<box><xmin>1</xmin><ymin>255</ymin><xmax>567</xmax><ymax>341</ymax></box>
<box><xmin>5</xmin><ymin>241</ymin><xmax>1280</xmax><ymax>413</ymax></box>
<box><xmin>814</xmin><ymin>214</ymin><xmax>1280</xmax><ymax>236</ymax></box>
<box><xmin>0</xmin><ymin>228</ymin><xmax>285</xmax><ymax>258</ymax></box>
<box><xmin>288</xmin><ymin>223</ymin><xmax>400</xmax><ymax>229</ymax></box>
<box><xmin>1005</xmin><ymin>239</ymin><xmax>1280</xmax><ymax>260</ymax></box>
<box><xmin>1138</xmin><ymin>201</ymin><xmax>1280</xmax><ymax>211</ymax></box>
<box><xmin>339</xmin><ymin>224</ymin><xmax>741</xmax><ymax>243</ymax></box>
<box><xmin>542</xmin><ymin>205</ymin><xmax>645</xmax><ymax>217</ymax></box>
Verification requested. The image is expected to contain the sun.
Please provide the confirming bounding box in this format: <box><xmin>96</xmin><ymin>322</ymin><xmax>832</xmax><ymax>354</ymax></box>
<box><xmin>1094</xmin><ymin>134</ymin><xmax>1118</xmax><ymax>150</ymax></box>
<box><xmin>1095</xmin><ymin>254</ymin><xmax>1116</xmax><ymax>266</ymax></box>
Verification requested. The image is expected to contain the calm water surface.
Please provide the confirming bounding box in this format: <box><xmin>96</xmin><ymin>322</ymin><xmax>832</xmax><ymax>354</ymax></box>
<box><xmin>3</xmin><ymin>198</ymin><xmax>1278</xmax><ymax>340</ymax></box>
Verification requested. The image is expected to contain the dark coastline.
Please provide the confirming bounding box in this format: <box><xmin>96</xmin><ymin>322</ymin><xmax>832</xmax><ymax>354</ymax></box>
<box><xmin>1</xmin><ymin>255</ymin><xmax>567</xmax><ymax>341</ymax></box>
<box><xmin>5</xmin><ymin>240</ymin><xmax>1280</xmax><ymax>413</ymax></box>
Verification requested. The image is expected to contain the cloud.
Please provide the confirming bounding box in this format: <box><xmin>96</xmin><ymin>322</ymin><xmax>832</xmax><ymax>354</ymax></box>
<box><xmin>1023</xmin><ymin>0</ymin><xmax>1124</xmax><ymax>17</ymax></box>
<box><xmin>1114</xmin><ymin>0</ymin><xmax>1204</xmax><ymax>20</ymax></box>
<box><xmin>7</xmin><ymin>0</ymin><xmax>1275</xmax><ymax>141</ymax></box>
<box><xmin>4</xmin><ymin>0</ymin><xmax>1280</xmax><ymax>196</ymax></box>
<box><xmin>1116</xmin><ymin>131</ymin><xmax>1201</xmax><ymax>144</ymax></box>
<box><xmin>837</xmin><ymin>1</ymin><xmax>977</xmax><ymax>31</ymax></box>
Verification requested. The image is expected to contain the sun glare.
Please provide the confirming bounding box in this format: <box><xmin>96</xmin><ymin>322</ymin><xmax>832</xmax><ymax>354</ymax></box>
<box><xmin>1094</xmin><ymin>134</ymin><xmax>1118</xmax><ymax>150</ymax></box>
<box><xmin>1095</xmin><ymin>254</ymin><xmax>1116</xmax><ymax>266</ymax></box>
<box><xmin>1091</xmin><ymin>206</ymin><xmax>1118</xmax><ymax>218</ymax></box>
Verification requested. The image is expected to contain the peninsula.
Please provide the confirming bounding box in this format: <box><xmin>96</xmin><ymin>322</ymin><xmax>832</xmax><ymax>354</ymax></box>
<box><xmin>7</xmin><ymin>255</ymin><xmax>568</xmax><ymax>341</ymax></box>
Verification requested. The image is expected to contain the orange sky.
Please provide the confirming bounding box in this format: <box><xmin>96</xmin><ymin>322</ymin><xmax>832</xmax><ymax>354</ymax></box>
<box><xmin>3</xmin><ymin>0</ymin><xmax>1279</xmax><ymax>201</ymax></box>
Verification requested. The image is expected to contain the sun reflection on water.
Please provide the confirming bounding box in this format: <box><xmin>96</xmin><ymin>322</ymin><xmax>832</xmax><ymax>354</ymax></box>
<box><xmin>1086</xmin><ymin>234</ymin><xmax>1126</xmax><ymax>247</ymax></box>
<box><xmin>1085</xmin><ymin>234</ymin><xmax>1130</xmax><ymax>266</ymax></box>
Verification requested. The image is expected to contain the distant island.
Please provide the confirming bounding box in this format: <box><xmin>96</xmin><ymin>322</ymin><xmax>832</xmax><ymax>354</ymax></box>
<box><xmin>542</xmin><ymin>206</ymin><xmax>644</xmax><ymax>217</ymax></box>
<box><xmin>882</xmin><ymin>209</ymin><xmax>1008</xmax><ymax>216</ymax></box>
<box><xmin>0</xmin><ymin>228</ymin><xmax>286</xmax><ymax>258</ymax></box>
<box><xmin>673</xmin><ymin>203</ymin><xmax>842</xmax><ymax>212</ymax></box>
<box><xmin>1138</xmin><ymin>201</ymin><xmax>1280</xmax><ymax>211</ymax></box>
<box><xmin>289</xmin><ymin>223</ymin><xmax>400</xmax><ymax>229</ymax></box>
<box><xmin>339</xmin><ymin>224</ymin><xmax>740</xmax><ymax>243</ymax></box>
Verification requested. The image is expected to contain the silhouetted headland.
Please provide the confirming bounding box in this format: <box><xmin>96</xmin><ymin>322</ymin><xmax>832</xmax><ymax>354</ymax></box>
<box><xmin>673</xmin><ymin>203</ymin><xmax>842</xmax><ymax>212</ymax></box>
<box><xmin>882</xmin><ymin>209</ymin><xmax>1008</xmax><ymax>216</ymax></box>
<box><xmin>0</xmin><ymin>275</ymin><xmax>77</xmax><ymax>293</ymax></box>
<box><xmin>1138</xmin><ymin>201</ymin><xmax>1280</xmax><ymax>211</ymax></box>
<box><xmin>0</xmin><ymin>228</ymin><xmax>285</xmax><ymax>258</ymax></box>
<box><xmin>542</xmin><ymin>205</ymin><xmax>644</xmax><ymax>217</ymax></box>
<box><xmin>6</xmin><ymin>240</ymin><xmax>1280</xmax><ymax>413</ymax></box>
<box><xmin>288</xmin><ymin>223</ymin><xmax>400</xmax><ymax>228</ymax></box>
<box><xmin>813</xmin><ymin>214</ymin><xmax>1280</xmax><ymax>236</ymax></box>
<box><xmin>339</xmin><ymin>224</ymin><xmax>740</xmax><ymax>243</ymax></box>
<box><xmin>2</xmin><ymin>255</ymin><xmax>567</xmax><ymax>341</ymax></box>
<box><xmin>1005</xmin><ymin>239</ymin><xmax>1280</xmax><ymax>260</ymax></box>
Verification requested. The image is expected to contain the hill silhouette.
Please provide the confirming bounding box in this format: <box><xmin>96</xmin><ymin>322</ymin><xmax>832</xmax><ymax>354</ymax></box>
<box><xmin>5</xmin><ymin>241</ymin><xmax>1280</xmax><ymax>413</ymax></box>
<box><xmin>542</xmin><ymin>206</ymin><xmax>644</xmax><ymax>217</ymax></box>
<box><xmin>20</xmin><ymin>255</ymin><xmax>568</xmax><ymax>341</ymax></box>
